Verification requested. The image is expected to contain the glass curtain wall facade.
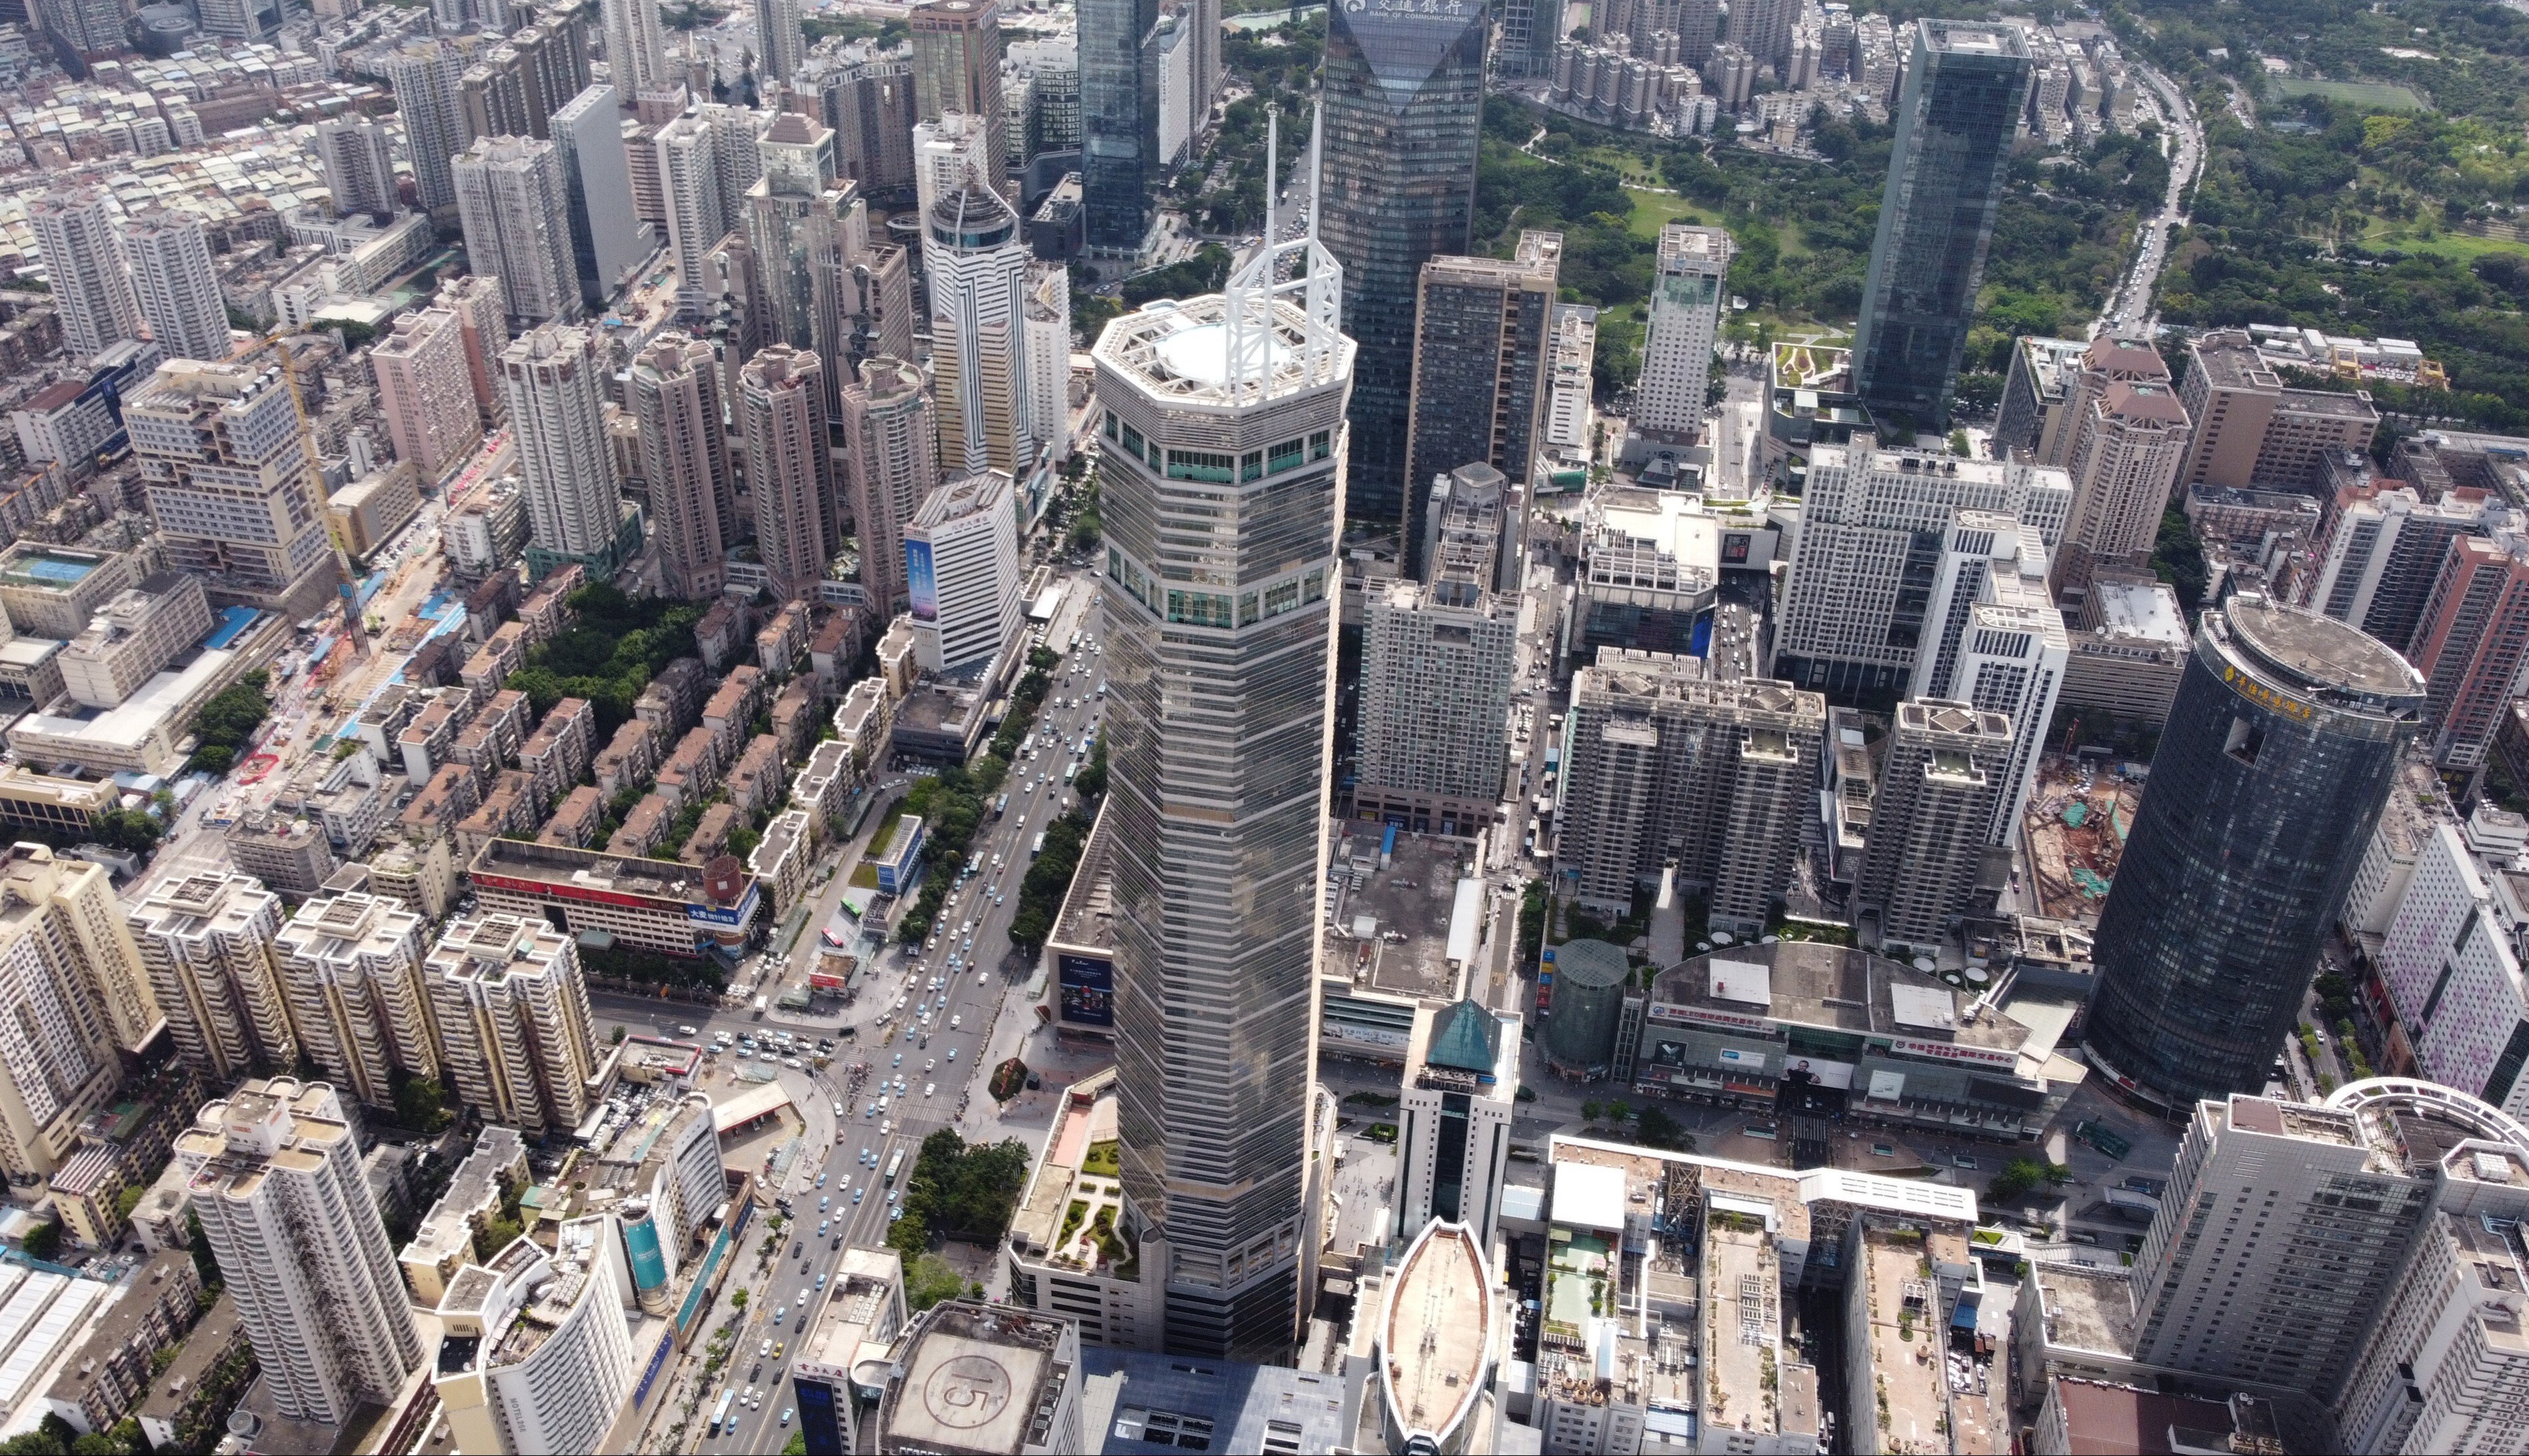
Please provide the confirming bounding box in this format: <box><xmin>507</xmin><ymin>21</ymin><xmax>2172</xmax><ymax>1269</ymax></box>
<box><xmin>2084</xmin><ymin>597</ymin><xmax>2423</xmax><ymax>1109</ymax></box>
<box><xmin>1850</xmin><ymin>21</ymin><xmax>2030</xmax><ymax>430</ymax></box>
<box><xmin>1081</xmin><ymin>0</ymin><xmax>1159</xmax><ymax>250</ymax></box>
<box><xmin>1318</xmin><ymin>0</ymin><xmax>1486</xmax><ymax>535</ymax></box>
<box><xmin>1093</xmin><ymin>205</ymin><xmax>1354</xmax><ymax>1359</ymax></box>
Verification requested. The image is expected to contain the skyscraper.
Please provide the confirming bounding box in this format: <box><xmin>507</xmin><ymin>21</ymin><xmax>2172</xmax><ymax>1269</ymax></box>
<box><xmin>757</xmin><ymin>0</ymin><xmax>805</xmax><ymax>84</ymax></box>
<box><xmin>1772</xmin><ymin>434</ymin><xmax>2072</xmax><ymax>696</ymax></box>
<box><xmin>928</xmin><ymin>180</ymin><xmax>1037</xmax><ymax>477</ymax></box>
<box><xmin>1080</xmin><ymin>0</ymin><xmax>1157</xmax><ymax>251</ymax></box>
<box><xmin>1908</xmin><ymin>511</ymin><xmax>2066</xmax><ymax>844</ymax></box>
<box><xmin>501</xmin><ymin>324</ymin><xmax>634</xmax><ymax>581</ymax></box>
<box><xmin>271</xmin><ymin>891</ymin><xmax>434</xmax><ymax>1114</ymax></box>
<box><xmin>28</xmin><ymin>189</ymin><xmax>140</xmax><ymax>363</ymax></box>
<box><xmin>657</xmin><ymin>106</ymin><xmax>766</xmax><ymax>314</ymax></box>
<box><xmin>1025</xmin><ymin>264</ymin><xmax>1071</xmax><ymax>460</ymax></box>
<box><xmin>843</xmin><ymin>356</ymin><xmax>939</xmax><ymax>618</ymax></box>
<box><xmin>1318</xmin><ymin>0</ymin><xmax>1486</xmax><ymax>534</ymax></box>
<box><xmin>123</xmin><ymin>346</ymin><xmax>337</xmax><ymax>616</ymax></box>
<box><xmin>2051</xmin><ymin>340</ymin><xmax>2191</xmax><ymax>610</ymax></box>
<box><xmin>0</xmin><ymin>846</ymin><xmax>157</xmax><ymax>1178</ymax></box>
<box><xmin>384</xmin><ymin>41</ymin><xmax>471</xmax><ymax>215</ymax></box>
<box><xmin>174</xmin><ymin>1078</ymin><xmax>423</xmax><ymax>1423</ymax></box>
<box><xmin>741</xmin><ymin>345</ymin><xmax>839</xmax><ymax>602</ymax></box>
<box><xmin>118</xmin><ymin>209</ymin><xmax>229</xmax><ymax>363</ymax></box>
<box><xmin>911</xmin><ymin>0</ymin><xmax>1008</xmax><ymax>185</ymax></box>
<box><xmin>825</xmin><ymin>59</ymin><xmax>919</xmax><ymax>193</ymax></box>
<box><xmin>2127</xmin><ymin>1082</ymin><xmax>2516</xmax><ymax>1402</ymax></box>
<box><xmin>1850</xmin><ymin>21</ymin><xmax>2030</xmax><ymax>428</ymax></box>
<box><xmin>2412</xmin><ymin>531</ymin><xmax>2529</xmax><ymax>768</ymax></box>
<box><xmin>2300</xmin><ymin>478</ymin><xmax>2494</xmax><ymax>656</ymax></box>
<box><xmin>1558</xmin><ymin>652</ymin><xmax>1824</xmax><ymax>934</ymax></box>
<box><xmin>434</xmin><ymin>1214</ymin><xmax>641</xmax><ymax>1455</ymax></box>
<box><xmin>129</xmin><ymin>873</ymin><xmax>299</xmax><ymax>1085</ymax></box>
<box><xmin>746</xmin><ymin>111</ymin><xmax>846</xmax><ymax>355</ymax></box>
<box><xmin>423</xmin><ymin>916</ymin><xmax>603</xmax><ymax>1137</ymax></box>
<box><xmin>1634</xmin><ymin>223</ymin><xmax>1732</xmax><ymax>440</ymax></box>
<box><xmin>905</xmin><ymin>470</ymin><xmax>1021</xmax><ymax>674</ymax></box>
<box><xmin>1856</xmin><ymin>698</ymin><xmax>2012</xmax><ymax>957</ymax></box>
<box><xmin>437</xmin><ymin>275</ymin><xmax>512</xmax><ymax>426</ymax></box>
<box><xmin>2085</xmin><ymin>596</ymin><xmax>2424</xmax><ymax>1110</ymax></box>
<box><xmin>1356</xmin><ymin>465</ymin><xmax>1520</xmax><ymax>837</ymax></box>
<box><xmin>1094</xmin><ymin>161</ymin><xmax>1350</xmax><ymax>1359</ymax></box>
<box><xmin>454</xmin><ymin>136</ymin><xmax>583</xmax><ymax>327</ymax></box>
<box><xmin>628</xmin><ymin>332</ymin><xmax>733</xmax><ymax>600</ymax></box>
<box><xmin>550</xmin><ymin>85</ymin><xmax>647</xmax><ymax>308</ymax></box>
<box><xmin>372</xmin><ymin>308</ymin><xmax>486</xmax><ymax>478</ymax></box>
<box><xmin>314</xmin><ymin>118</ymin><xmax>399</xmax><ymax>219</ymax></box>
<box><xmin>1400</xmin><ymin>233</ymin><xmax>1558</xmax><ymax>578</ymax></box>
<box><xmin>600</xmin><ymin>0</ymin><xmax>672</xmax><ymax>98</ymax></box>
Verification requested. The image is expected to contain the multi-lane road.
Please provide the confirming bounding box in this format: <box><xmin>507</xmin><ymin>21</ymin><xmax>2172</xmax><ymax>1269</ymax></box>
<box><xmin>597</xmin><ymin>596</ymin><xmax>1113</xmax><ymax>1453</ymax></box>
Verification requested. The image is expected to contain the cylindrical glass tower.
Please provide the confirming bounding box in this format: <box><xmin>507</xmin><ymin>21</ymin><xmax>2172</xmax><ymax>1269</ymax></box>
<box><xmin>2084</xmin><ymin>595</ymin><xmax>2423</xmax><ymax>1111</ymax></box>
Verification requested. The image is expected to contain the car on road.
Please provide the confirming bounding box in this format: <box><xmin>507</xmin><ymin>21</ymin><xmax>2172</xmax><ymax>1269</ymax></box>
<box><xmin>853</xmin><ymin>1188</ymin><xmax>863</xmax><ymax>1203</ymax></box>
<box><xmin>761</xmin><ymin>1340</ymin><xmax>772</xmax><ymax>1357</ymax></box>
<box><xmin>947</xmin><ymin>1048</ymin><xmax>958</xmax><ymax>1062</ymax></box>
<box><xmin>819</xmin><ymin>1218</ymin><xmax>829</xmax><ymax>1235</ymax></box>
<box><xmin>679</xmin><ymin>1025</ymin><xmax>698</xmax><ymax>1036</ymax></box>
<box><xmin>949</xmin><ymin>1015</ymin><xmax>962</xmax><ymax>1030</ymax></box>
<box><xmin>925</xmin><ymin>1083</ymin><xmax>935</xmax><ymax>1097</ymax></box>
<box><xmin>782</xmin><ymin>1409</ymin><xmax>794</xmax><ymax>1427</ymax></box>
<box><xmin>817</xmin><ymin>1172</ymin><xmax>826</xmax><ymax>1187</ymax></box>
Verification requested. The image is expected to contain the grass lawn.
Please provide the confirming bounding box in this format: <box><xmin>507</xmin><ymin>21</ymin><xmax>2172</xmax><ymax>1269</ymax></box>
<box><xmin>2270</xmin><ymin>79</ymin><xmax>2429</xmax><ymax>112</ymax></box>
<box><xmin>2356</xmin><ymin>217</ymin><xmax>2529</xmax><ymax>260</ymax></box>
<box><xmin>849</xmin><ymin>862</ymin><xmax>878</xmax><ymax>890</ymax></box>
<box><xmin>1627</xmin><ymin>188</ymin><xmax>1726</xmax><ymax>240</ymax></box>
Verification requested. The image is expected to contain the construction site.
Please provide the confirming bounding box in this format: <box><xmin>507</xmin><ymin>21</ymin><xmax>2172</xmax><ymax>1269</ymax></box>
<box><xmin>2021</xmin><ymin>756</ymin><xmax>2144</xmax><ymax>926</ymax></box>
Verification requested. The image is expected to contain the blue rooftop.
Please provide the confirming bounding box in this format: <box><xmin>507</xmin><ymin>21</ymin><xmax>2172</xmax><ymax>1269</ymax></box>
<box><xmin>203</xmin><ymin>606</ymin><xmax>261</xmax><ymax>651</ymax></box>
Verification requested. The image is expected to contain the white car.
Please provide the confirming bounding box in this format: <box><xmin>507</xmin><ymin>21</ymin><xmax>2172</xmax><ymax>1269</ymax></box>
<box><xmin>949</xmin><ymin>1016</ymin><xmax>963</xmax><ymax>1030</ymax></box>
<box><xmin>925</xmin><ymin>1083</ymin><xmax>937</xmax><ymax>1097</ymax></box>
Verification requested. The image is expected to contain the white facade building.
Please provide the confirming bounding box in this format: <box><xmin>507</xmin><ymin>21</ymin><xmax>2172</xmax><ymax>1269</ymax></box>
<box><xmin>434</xmin><ymin>1215</ymin><xmax>639</xmax><ymax>1455</ymax></box>
<box><xmin>1774</xmin><ymin>434</ymin><xmax>2073</xmax><ymax>696</ymax></box>
<box><xmin>454</xmin><ymin>137</ymin><xmax>582</xmax><ymax>328</ymax></box>
<box><xmin>1908</xmin><ymin>511</ymin><xmax>2068</xmax><ymax>845</ymax></box>
<box><xmin>1633</xmin><ymin>223</ymin><xmax>1731</xmax><ymax>438</ymax></box>
<box><xmin>423</xmin><ymin>915</ymin><xmax>605</xmax><ymax>1137</ymax></box>
<box><xmin>29</xmin><ymin>189</ymin><xmax>141</xmax><ymax>363</ymax></box>
<box><xmin>273</xmin><ymin>892</ymin><xmax>435</xmax><ymax>1115</ymax></box>
<box><xmin>119</xmin><ymin>210</ymin><xmax>231</xmax><ymax>364</ymax></box>
<box><xmin>927</xmin><ymin>181</ymin><xmax>1037</xmax><ymax>477</ymax></box>
<box><xmin>906</xmin><ymin>470</ymin><xmax>1020</xmax><ymax>676</ymax></box>
<box><xmin>1025</xmin><ymin>264</ymin><xmax>1071</xmax><ymax>464</ymax></box>
<box><xmin>2375</xmin><ymin>810</ymin><xmax>2529</xmax><ymax>1117</ymax></box>
<box><xmin>173</xmin><ymin>1078</ymin><xmax>423</xmax><ymax>1424</ymax></box>
<box><xmin>500</xmin><ymin>325</ymin><xmax>625</xmax><ymax>576</ymax></box>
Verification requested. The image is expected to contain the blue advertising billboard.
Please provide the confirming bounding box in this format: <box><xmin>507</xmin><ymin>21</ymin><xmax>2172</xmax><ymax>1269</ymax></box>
<box><xmin>1058</xmin><ymin>952</ymin><xmax>1113</xmax><ymax>1027</ymax></box>
<box><xmin>907</xmin><ymin>537</ymin><xmax>937</xmax><ymax>622</ymax></box>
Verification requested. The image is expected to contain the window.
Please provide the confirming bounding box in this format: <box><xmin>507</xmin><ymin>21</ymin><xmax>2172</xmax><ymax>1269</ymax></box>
<box><xmin>1167</xmin><ymin>450</ymin><xmax>1236</xmax><ymax>482</ymax></box>
<box><xmin>1166</xmin><ymin>590</ymin><xmax>1234</xmax><ymax>628</ymax></box>
<box><xmin>1121</xmin><ymin>422</ymin><xmax>1145</xmax><ymax>460</ymax></box>
<box><xmin>1309</xmin><ymin>429</ymin><xmax>1331</xmax><ymax>461</ymax></box>
<box><xmin>1241</xmin><ymin>450</ymin><xmax>1264</xmax><ymax>482</ymax></box>
<box><xmin>2223</xmin><ymin>715</ymin><xmax>2263</xmax><ymax>766</ymax></box>
<box><xmin>1268</xmin><ymin>438</ymin><xmax>1306</xmax><ymax>474</ymax></box>
<box><xmin>1104</xmin><ymin>412</ymin><xmax>1119</xmax><ymax>443</ymax></box>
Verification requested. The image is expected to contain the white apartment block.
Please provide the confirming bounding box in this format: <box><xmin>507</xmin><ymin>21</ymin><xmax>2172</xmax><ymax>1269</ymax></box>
<box><xmin>655</xmin><ymin>106</ymin><xmax>764</xmax><ymax>313</ymax></box>
<box><xmin>2375</xmin><ymin>810</ymin><xmax>2529</xmax><ymax>1117</ymax></box>
<box><xmin>435</xmin><ymin>1213</ymin><xmax>639</xmax><ymax>1456</ymax></box>
<box><xmin>1356</xmin><ymin>578</ymin><xmax>1517</xmax><ymax>838</ymax></box>
<box><xmin>1774</xmin><ymin>434</ymin><xmax>2072</xmax><ymax>694</ymax></box>
<box><xmin>0</xmin><ymin>846</ymin><xmax>153</xmax><ymax>1179</ymax></box>
<box><xmin>1633</xmin><ymin>223</ymin><xmax>1731</xmax><ymax>438</ymax></box>
<box><xmin>119</xmin><ymin>209</ymin><xmax>231</xmax><ymax>364</ymax></box>
<box><xmin>500</xmin><ymin>325</ymin><xmax>621</xmax><ymax>567</ymax></box>
<box><xmin>1393</xmin><ymin>1001</ymin><xmax>1522</xmax><ymax>1247</ymax></box>
<box><xmin>423</xmin><ymin>915</ymin><xmax>605</xmax><ymax>1136</ymax></box>
<box><xmin>28</xmin><ymin>189</ymin><xmax>140</xmax><ymax>361</ymax></box>
<box><xmin>273</xmin><ymin>892</ymin><xmax>435</xmax><ymax>1114</ymax></box>
<box><xmin>122</xmin><ymin>348</ymin><xmax>335</xmax><ymax>610</ymax></box>
<box><xmin>1908</xmin><ymin>512</ymin><xmax>2067</xmax><ymax>846</ymax></box>
<box><xmin>1025</xmin><ymin>264</ymin><xmax>1071</xmax><ymax>464</ymax></box>
<box><xmin>906</xmin><ymin>470</ymin><xmax>1020</xmax><ymax>676</ymax></box>
<box><xmin>129</xmin><ymin>872</ymin><xmax>299</xmax><ymax>1084</ymax></box>
<box><xmin>454</xmin><ymin>137</ymin><xmax>581</xmax><ymax>328</ymax></box>
<box><xmin>173</xmin><ymin>1078</ymin><xmax>423</xmax><ymax>1424</ymax></box>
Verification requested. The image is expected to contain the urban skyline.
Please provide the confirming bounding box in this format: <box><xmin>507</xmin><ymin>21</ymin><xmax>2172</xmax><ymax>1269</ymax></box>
<box><xmin>9</xmin><ymin>2</ymin><xmax>2529</xmax><ymax>1451</ymax></box>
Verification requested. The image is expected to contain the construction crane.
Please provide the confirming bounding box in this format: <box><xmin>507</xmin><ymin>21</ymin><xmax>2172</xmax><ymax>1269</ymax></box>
<box><xmin>265</xmin><ymin>330</ymin><xmax>373</xmax><ymax>660</ymax></box>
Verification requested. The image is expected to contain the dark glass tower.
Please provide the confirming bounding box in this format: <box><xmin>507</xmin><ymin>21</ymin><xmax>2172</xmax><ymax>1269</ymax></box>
<box><xmin>1850</xmin><ymin>20</ymin><xmax>2030</xmax><ymax>430</ymax></box>
<box><xmin>1318</xmin><ymin>0</ymin><xmax>1486</xmax><ymax>536</ymax></box>
<box><xmin>2084</xmin><ymin>596</ymin><xmax>2423</xmax><ymax>1111</ymax></box>
<box><xmin>1081</xmin><ymin>0</ymin><xmax>1159</xmax><ymax>251</ymax></box>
